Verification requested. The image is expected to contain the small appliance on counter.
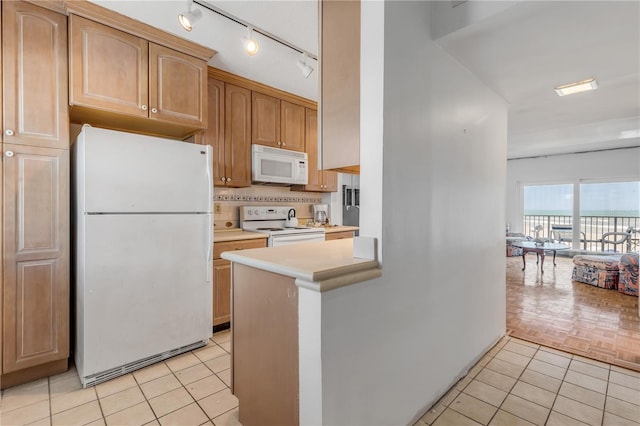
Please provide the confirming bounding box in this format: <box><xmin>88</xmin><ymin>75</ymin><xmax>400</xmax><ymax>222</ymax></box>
<box><xmin>285</xmin><ymin>208</ymin><xmax>298</xmax><ymax>227</ymax></box>
<box><xmin>240</xmin><ymin>206</ymin><xmax>324</xmax><ymax>247</ymax></box>
<box><xmin>313</xmin><ymin>204</ymin><xmax>329</xmax><ymax>226</ymax></box>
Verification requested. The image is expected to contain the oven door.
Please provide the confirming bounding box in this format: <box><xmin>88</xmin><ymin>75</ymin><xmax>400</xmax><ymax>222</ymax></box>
<box><xmin>270</xmin><ymin>233</ymin><xmax>325</xmax><ymax>247</ymax></box>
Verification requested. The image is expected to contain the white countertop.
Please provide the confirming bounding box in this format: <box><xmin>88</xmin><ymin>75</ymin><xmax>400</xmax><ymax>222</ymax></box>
<box><xmin>323</xmin><ymin>225</ymin><xmax>359</xmax><ymax>234</ymax></box>
<box><xmin>221</xmin><ymin>238</ymin><xmax>381</xmax><ymax>292</ymax></box>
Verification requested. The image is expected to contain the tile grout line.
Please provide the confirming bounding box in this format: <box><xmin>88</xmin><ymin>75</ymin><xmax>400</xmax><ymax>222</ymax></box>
<box><xmin>541</xmin><ymin>349</ymin><xmax>572</xmax><ymax>426</ymax></box>
<box><xmin>486</xmin><ymin>341</ymin><xmax>542</xmax><ymax>426</ymax></box>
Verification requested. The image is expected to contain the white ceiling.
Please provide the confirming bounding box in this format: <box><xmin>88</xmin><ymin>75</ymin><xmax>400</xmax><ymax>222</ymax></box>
<box><xmin>91</xmin><ymin>1</ymin><xmax>640</xmax><ymax>159</ymax></box>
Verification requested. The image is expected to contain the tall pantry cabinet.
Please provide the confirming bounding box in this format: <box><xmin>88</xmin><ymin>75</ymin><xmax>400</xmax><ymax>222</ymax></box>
<box><xmin>1</xmin><ymin>0</ymin><xmax>70</xmax><ymax>389</ymax></box>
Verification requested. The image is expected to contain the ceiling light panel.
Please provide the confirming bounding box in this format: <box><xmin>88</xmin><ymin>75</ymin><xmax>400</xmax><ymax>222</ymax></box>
<box><xmin>554</xmin><ymin>78</ymin><xmax>599</xmax><ymax>96</ymax></box>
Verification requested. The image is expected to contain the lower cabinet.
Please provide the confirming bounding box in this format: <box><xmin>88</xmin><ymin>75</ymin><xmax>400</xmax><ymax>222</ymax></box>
<box><xmin>232</xmin><ymin>264</ymin><xmax>299</xmax><ymax>425</ymax></box>
<box><xmin>1</xmin><ymin>144</ymin><xmax>69</xmax><ymax>389</ymax></box>
<box><xmin>325</xmin><ymin>231</ymin><xmax>355</xmax><ymax>241</ymax></box>
<box><xmin>212</xmin><ymin>238</ymin><xmax>267</xmax><ymax>327</ymax></box>
<box><xmin>213</xmin><ymin>259</ymin><xmax>231</xmax><ymax>326</ymax></box>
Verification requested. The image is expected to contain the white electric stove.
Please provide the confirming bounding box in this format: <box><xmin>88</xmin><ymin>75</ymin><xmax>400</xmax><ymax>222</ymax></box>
<box><xmin>240</xmin><ymin>206</ymin><xmax>325</xmax><ymax>247</ymax></box>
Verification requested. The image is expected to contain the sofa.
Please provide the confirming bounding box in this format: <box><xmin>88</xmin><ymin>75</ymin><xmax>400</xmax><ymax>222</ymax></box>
<box><xmin>571</xmin><ymin>255</ymin><xmax>622</xmax><ymax>290</ymax></box>
<box><xmin>618</xmin><ymin>253</ymin><xmax>639</xmax><ymax>297</ymax></box>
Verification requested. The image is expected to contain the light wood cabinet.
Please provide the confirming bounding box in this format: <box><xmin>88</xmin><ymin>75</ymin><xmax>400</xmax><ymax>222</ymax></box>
<box><xmin>2</xmin><ymin>144</ymin><xmax>69</xmax><ymax>382</ymax></box>
<box><xmin>325</xmin><ymin>230</ymin><xmax>354</xmax><ymax>241</ymax></box>
<box><xmin>292</xmin><ymin>109</ymin><xmax>337</xmax><ymax>192</ymax></box>
<box><xmin>252</xmin><ymin>92</ymin><xmax>280</xmax><ymax>147</ymax></box>
<box><xmin>200</xmin><ymin>79</ymin><xmax>252</xmax><ymax>188</ymax></box>
<box><xmin>213</xmin><ymin>259</ymin><xmax>231</xmax><ymax>326</ymax></box>
<box><xmin>2</xmin><ymin>0</ymin><xmax>69</xmax><ymax>149</ymax></box>
<box><xmin>212</xmin><ymin>238</ymin><xmax>266</xmax><ymax>327</ymax></box>
<box><xmin>233</xmin><ymin>264</ymin><xmax>299</xmax><ymax>425</ymax></box>
<box><xmin>280</xmin><ymin>100</ymin><xmax>305</xmax><ymax>152</ymax></box>
<box><xmin>149</xmin><ymin>43</ymin><xmax>207</xmax><ymax>127</ymax></box>
<box><xmin>320</xmin><ymin>0</ymin><xmax>360</xmax><ymax>173</ymax></box>
<box><xmin>69</xmin><ymin>14</ymin><xmax>207</xmax><ymax>137</ymax></box>
<box><xmin>1</xmin><ymin>1</ymin><xmax>70</xmax><ymax>389</ymax></box>
<box><xmin>252</xmin><ymin>92</ymin><xmax>305</xmax><ymax>152</ymax></box>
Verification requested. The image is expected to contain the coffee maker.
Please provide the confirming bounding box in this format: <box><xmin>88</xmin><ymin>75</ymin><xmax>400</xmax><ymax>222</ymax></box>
<box><xmin>313</xmin><ymin>204</ymin><xmax>329</xmax><ymax>226</ymax></box>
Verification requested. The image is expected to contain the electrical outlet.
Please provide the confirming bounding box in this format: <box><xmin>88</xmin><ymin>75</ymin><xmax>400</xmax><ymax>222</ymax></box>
<box><xmin>214</xmin><ymin>203</ymin><xmax>222</xmax><ymax>214</ymax></box>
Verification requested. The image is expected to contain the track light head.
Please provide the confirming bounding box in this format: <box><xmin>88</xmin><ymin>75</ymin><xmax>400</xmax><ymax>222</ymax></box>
<box><xmin>178</xmin><ymin>1</ymin><xmax>202</xmax><ymax>32</ymax></box>
<box><xmin>297</xmin><ymin>53</ymin><xmax>313</xmax><ymax>78</ymax></box>
<box><xmin>243</xmin><ymin>28</ymin><xmax>259</xmax><ymax>56</ymax></box>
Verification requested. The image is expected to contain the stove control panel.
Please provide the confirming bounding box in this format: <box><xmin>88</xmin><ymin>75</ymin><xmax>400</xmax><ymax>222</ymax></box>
<box><xmin>240</xmin><ymin>206</ymin><xmax>293</xmax><ymax>221</ymax></box>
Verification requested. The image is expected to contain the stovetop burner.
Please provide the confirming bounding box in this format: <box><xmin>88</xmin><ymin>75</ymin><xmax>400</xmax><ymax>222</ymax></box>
<box><xmin>256</xmin><ymin>227</ymin><xmax>284</xmax><ymax>231</ymax></box>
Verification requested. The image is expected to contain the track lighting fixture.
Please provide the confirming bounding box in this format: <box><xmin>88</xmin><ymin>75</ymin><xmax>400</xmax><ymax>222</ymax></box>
<box><xmin>296</xmin><ymin>53</ymin><xmax>314</xmax><ymax>78</ymax></box>
<box><xmin>243</xmin><ymin>27</ymin><xmax>259</xmax><ymax>56</ymax></box>
<box><xmin>178</xmin><ymin>0</ymin><xmax>202</xmax><ymax>32</ymax></box>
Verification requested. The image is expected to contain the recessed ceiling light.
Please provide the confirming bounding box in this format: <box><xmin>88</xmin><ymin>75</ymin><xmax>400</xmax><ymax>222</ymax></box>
<box><xmin>554</xmin><ymin>78</ymin><xmax>598</xmax><ymax>96</ymax></box>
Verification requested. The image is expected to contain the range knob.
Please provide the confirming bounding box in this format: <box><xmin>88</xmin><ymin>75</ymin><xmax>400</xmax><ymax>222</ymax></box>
<box><xmin>253</xmin><ymin>209</ymin><xmax>260</xmax><ymax>215</ymax></box>
<box><xmin>247</xmin><ymin>210</ymin><xmax>252</xmax><ymax>215</ymax></box>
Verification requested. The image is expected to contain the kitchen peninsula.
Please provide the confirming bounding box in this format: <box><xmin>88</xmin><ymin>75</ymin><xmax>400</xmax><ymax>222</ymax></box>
<box><xmin>221</xmin><ymin>238</ymin><xmax>380</xmax><ymax>425</ymax></box>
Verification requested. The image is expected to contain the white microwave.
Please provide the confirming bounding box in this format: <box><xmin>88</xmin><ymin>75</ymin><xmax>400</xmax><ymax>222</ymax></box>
<box><xmin>252</xmin><ymin>144</ymin><xmax>308</xmax><ymax>185</ymax></box>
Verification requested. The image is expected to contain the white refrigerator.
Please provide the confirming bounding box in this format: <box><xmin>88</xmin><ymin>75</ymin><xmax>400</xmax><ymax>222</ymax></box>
<box><xmin>74</xmin><ymin>126</ymin><xmax>213</xmax><ymax>387</ymax></box>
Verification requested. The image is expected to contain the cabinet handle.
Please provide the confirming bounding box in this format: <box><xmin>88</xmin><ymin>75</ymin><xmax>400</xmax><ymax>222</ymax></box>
<box><xmin>4</xmin><ymin>150</ymin><xmax>14</xmax><ymax>157</ymax></box>
<box><xmin>226</xmin><ymin>177</ymin><xmax>232</xmax><ymax>182</ymax></box>
<box><xmin>151</xmin><ymin>107</ymin><xmax>158</xmax><ymax>114</ymax></box>
<box><xmin>220</xmin><ymin>177</ymin><xmax>226</xmax><ymax>182</ymax></box>
<box><xmin>141</xmin><ymin>105</ymin><xmax>148</xmax><ymax>111</ymax></box>
<box><xmin>282</xmin><ymin>142</ymin><xmax>286</xmax><ymax>146</ymax></box>
<box><xmin>5</xmin><ymin>129</ymin><xmax>14</xmax><ymax>136</ymax></box>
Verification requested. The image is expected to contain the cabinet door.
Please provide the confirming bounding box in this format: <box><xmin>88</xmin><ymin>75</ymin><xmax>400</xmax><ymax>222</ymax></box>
<box><xmin>322</xmin><ymin>169</ymin><xmax>338</xmax><ymax>192</ymax></box>
<box><xmin>213</xmin><ymin>259</ymin><xmax>231</xmax><ymax>326</ymax></box>
<box><xmin>251</xmin><ymin>92</ymin><xmax>280</xmax><ymax>148</ymax></box>
<box><xmin>2</xmin><ymin>144</ymin><xmax>69</xmax><ymax>373</ymax></box>
<box><xmin>225</xmin><ymin>84</ymin><xmax>252</xmax><ymax>188</ymax></box>
<box><xmin>69</xmin><ymin>14</ymin><xmax>148</xmax><ymax>118</ymax></box>
<box><xmin>280</xmin><ymin>101</ymin><xmax>305</xmax><ymax>152</ymax></box>
<box><xmin>303</xmin><ymin>109</ymin><xmax>322</xmax><ymax>191</ymax></box>
<box><xmin>203</xmin><ymin>79</ymin><xmax>226</xmax><ymax>187</ymax></box>
<box><xmin>2</xmin><ymin>1</ymin><xmax>68</xmax><ymax>149</ymax></box>
<box><xmin>149</xmin><ymin>43</ymin><xmax>207</xmax><ymax>127</ymax></box>
<box><xmin>325</xmin><ymin>231</ymin><xmax>354</xmax><ymax>241</ymax></box>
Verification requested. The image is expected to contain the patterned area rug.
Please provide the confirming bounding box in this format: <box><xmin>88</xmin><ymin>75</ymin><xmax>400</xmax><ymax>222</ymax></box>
<box><xmin>506</xmin><ymin>255</ymin><xmax>640</xmax><ymax>372</ymax></box>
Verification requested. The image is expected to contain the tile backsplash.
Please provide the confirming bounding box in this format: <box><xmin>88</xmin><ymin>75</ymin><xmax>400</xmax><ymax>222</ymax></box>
<box><xmin>213</xmin><ymin>186</ymin><xmax>327</xmax><ymax>230</ymax></box>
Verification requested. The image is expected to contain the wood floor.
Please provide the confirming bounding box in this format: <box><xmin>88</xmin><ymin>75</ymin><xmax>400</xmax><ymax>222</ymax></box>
<box><xmin>506</xmin><ymin>255</ymin><xmax>640</xmax><ymax>372</ymax></box>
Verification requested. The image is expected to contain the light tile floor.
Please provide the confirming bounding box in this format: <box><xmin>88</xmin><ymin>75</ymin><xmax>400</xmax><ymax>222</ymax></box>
<box><xmin>416</xmin><ymin>336</ymin><xmax>640</xmax><ymax>426</ymax></box>
<box><xmin>2</xmin><ymin>331</ymin><xmax>639</xmax><ymax>425</ymax></box>
<box><xmin>0</xmin><ymin>330</ymin><xmax>239</xmax><ymax>426</ymax></box>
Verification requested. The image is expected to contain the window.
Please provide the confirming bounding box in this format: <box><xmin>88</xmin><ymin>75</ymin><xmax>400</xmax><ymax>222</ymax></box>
<box><xmin>523</xmin><ymin>181</ymin><xmax>640</xmax><ymax>252</ymax></box>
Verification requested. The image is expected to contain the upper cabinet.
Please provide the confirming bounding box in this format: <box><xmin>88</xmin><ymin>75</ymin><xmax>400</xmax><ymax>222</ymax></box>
<box><xmin>280</xmin><ymin>100</ymin><xmax>305</xmax><ymax>152</ymax></box>
<box><xmin>292</xmin><ymin>109</ymin><xmax>337</xmax><ymax>192</ymax></box>
<box><xmin>319</xmin><ymin>0</ymin><xmax>360</xmax><ymax>173</ymax></box>
<box><xmin>2</xmin><ymin>0</ymin><xmax>69</xmax><ymax>149</ymax></box>
<box><xmin>252</xmin><ymin>92</ymin><xmax>305</xmax><ymax>152</ymax></box>
<box><xmin>68</xmin><ymin>12</ymin><xmax>212</xmax><ymax>138</ymax></box>
<box><xmin>69</xmin><ymin>16</ymin><xmax>148</xmax><ymax>118</ymax></box>
<box><xmin>200</xmin><ymin>77</ymin><xmax>251</xmax><ymax>188</ymax></box>
<box><xmin>149</xmin><ymin>44</ymin><xmax>207</xmax><ymax>127</ymax></box>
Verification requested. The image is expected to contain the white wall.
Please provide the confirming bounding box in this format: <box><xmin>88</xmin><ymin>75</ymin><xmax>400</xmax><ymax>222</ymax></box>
<box><xmin>506</xmin><ymin>147</ymin><xmax>640</xmax><ymax>234</ymax></box>
<box><xmin>319</xmin><ymin>1</ymin><xmax>509</xmax><ymax>424</ymax></box>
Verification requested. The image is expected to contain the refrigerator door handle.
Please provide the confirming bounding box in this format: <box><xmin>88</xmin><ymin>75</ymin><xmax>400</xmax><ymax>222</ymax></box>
<box><xmin>206</xmin><ymin>217</ymin><xmax>213</xmax><ymax>283</ymax></box>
